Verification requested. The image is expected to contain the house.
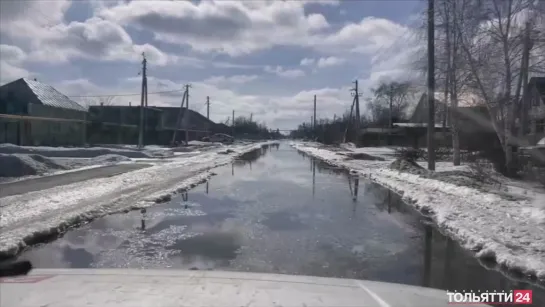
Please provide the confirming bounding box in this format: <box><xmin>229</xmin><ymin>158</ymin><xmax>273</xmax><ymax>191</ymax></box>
<box><xmin>0</xmin><ymin>78</ymin><xmax>87</xmax><ymax>146</ymax></box>
<box><xmin>87</xmin><ymin>105</ymin><xmax>215</xmax><ymax>145</ymax></box>
<box><xmin>156</xmin><ymin>106</ymin><xmax>215</xmax><ymax>143</ymax></box>
<box><xmin>155</xmin><ymin>106</ymin><xmax>213</xmax><ymax>132</ymax></box>
<box><xmin>526</xmin><ymin>77</ymin><xmax>545</xmax><ymax>145</ymax></box>
<box><xmin>403</xmin><ymin>92</ymin><xmax>497</xmax><ymax>150</ymax></box>
<box><xmin>87</xmin><ymin>105</ymin><xmax>163</xmax><ymax>145</ymax></box>
<box><xmin>408</xmin><ymin>93</ymin><xmax>445</xmax><ymax>125</ymax></box>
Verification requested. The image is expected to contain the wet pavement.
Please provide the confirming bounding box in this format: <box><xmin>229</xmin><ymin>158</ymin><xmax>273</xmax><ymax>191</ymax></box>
<box><xmin>10</xmin><ymin>143</ymin><xmax>545</xmax><ymax>305</ymax></box>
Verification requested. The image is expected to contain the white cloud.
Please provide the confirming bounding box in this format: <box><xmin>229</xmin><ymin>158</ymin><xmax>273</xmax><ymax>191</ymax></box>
<box><xmin>96</xmin><ymin>1</ymin><xmax>404</xmax><ymax>58</ymax></box>
<box><xmin>0</xmin><ymin>45</ymin><xmax>26</xmax><ymax>64</ymax></box>
<box><xmin>204</xmin><ymin>75</ymin><xmax>259</xmax><ymax>85</ymax></box>
<box><xmin>300</xmin><ymin>58</ymin><xmax>315</xmax><ymax>66</ymax></box>
<box><xmin>0</xmin><ymin>62</ymin><xmax>30</xmax><ymax>84</ymax></box>
<box><xmin>1</xmin><ymin>0</ymin><xmax>408</xmax><ymax>68</ymax></box>
<box><xmin>0</xmin><ymin>45</ymin><xmax>30</xmax><ymax>84</ymax></box>
<box><xmin>57</xmin><ymin>79</ymin><xmax>104</xmax><ymax>96</ymax></box>
<box><xmin>307</xmin><ymin>14</ymin><xmax>330</xmax><ymax>31</ymax></box>
<box><xmin>98</xmin><ymin>0</ymin><xmax>331</xmax><ymax>56</ymax></box>
<box><xmin>21</xmin><ymin>17</ymin><xmax>173</xmax><ymax>66</ymax></box>
<box><xmin>318</xmin><ymin>17</ymin><xmax>406</xmax><ymax>54</ymax></box>
<box><xmin>317</xmin><ymin>56</ymin><xmax>345</xmax><ymax>68</ymax></box>
<box><xmin>0</xmin><ymin>1</ymin><xmax>178</xmax><ymax>67</ymax></box>
<box><xmin>0</xmin><ymin>0</ymin><xmax>71</xmax><ymax>36</ymax></box>
<box><xmin>300</xmin><ymin>56</ymin><xmax>346</xmax><ymax>69</ymax></box>
<box><xmin>264</xmin><ymin>66</ymin><xmax>305</xmax><ymax>78</ymax></box>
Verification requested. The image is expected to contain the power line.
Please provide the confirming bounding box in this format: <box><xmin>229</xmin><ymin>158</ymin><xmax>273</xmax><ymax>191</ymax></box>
<box><xmin>68</xmin><ymin>88</ymin><xmax>184</xmax><ymax>98</ymax></box>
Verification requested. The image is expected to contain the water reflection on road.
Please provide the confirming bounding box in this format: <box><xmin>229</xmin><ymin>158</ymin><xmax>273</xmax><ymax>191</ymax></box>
<box><xmin>13</xmin><ymin>142</ymin><xmax>544</xmax><ymax>306</ymax></box>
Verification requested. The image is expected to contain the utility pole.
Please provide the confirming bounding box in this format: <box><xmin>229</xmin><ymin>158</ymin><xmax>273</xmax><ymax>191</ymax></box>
<box><xmin>206</xmin><ymin>96</ymin><xmax>210</xmax><ymax>136</ymax></box>
<box><xmin>138</xmin><ymin>52</ymin><xmax>147</xmax><ymax>149</ymax></box>
<box><xmin>171</xmin><ymin>85</ymin><xmax>189</xmax><ymax>146</ymax></box>
<box><xmin>206</xmin><ymin>96</ymin><xmax>210</xmax><ymax>120</ymax></box>
<box><xmin>351</xmin><ymin>80</ymin><xmax>361</xmax><ymax>145</ymax></box>
<box><xmin>185</xmin><ymin>84</ymin><xmax>190</xmax><ymax>143</ymax></box>
<box><xmin>313</xmin><ymin>95</ymin><xmax>317</xmax><ymax>133</ymax></box>
<box><xmin>343</xmin><ymin>96</ymin><xmax>356</xmax><ymax>143</ymax></box>
<box><xmin>185</xmin><ymin>84</ymin><xmax>190</xmax><ymax>110</ymax></box>
<box><xmin>519</xmin><ymin>21</ymin><xmax>532</xmax><ymax>139</ymax></box>
<box><xmin>427</xmin><ymin>0</ymin><xmax>436</xmax><ymax>170</ymax></box>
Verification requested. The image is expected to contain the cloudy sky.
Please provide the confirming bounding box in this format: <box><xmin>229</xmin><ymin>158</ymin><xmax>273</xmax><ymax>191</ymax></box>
<box><xmin>0</xmin><ymin>0</ymin><xmax>424</xmax><ymax>130</ymax></box>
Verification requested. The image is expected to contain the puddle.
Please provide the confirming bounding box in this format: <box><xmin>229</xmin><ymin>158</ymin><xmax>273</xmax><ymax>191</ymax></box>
<box><xmin>262</xmin><ymin>210</ymin><xmax>308</xmax><ymax>231</ymax></box>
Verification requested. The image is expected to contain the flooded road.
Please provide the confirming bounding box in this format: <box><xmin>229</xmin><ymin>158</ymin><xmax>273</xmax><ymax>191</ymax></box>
<box><xmin>12</xmin><ymin>143</ymin><xmax>545</xmax><ymax>305</ymax></box>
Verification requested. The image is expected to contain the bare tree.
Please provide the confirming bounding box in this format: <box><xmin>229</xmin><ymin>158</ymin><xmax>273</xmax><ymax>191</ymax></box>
<box><xmin>414</xmin><ymin>0</ymin><xmax>474</xmax><ymax>165</ymax></box>
<box><xmin>365</xmin><ymin>98</ymin><xmax>390</xmax><ymax>125</ymax></box>
<box><xmin>453</xmin><ymin>0</ymin><xmax>544</xmax><ymax>174</ymax></box>
<box><xmin>372</xmin><ymin>81</ymin><xmax>415</xmax><ymax>127</ymax></box>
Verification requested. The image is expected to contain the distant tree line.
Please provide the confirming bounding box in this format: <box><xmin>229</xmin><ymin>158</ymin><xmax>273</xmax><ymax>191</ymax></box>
<box><xmin>290</xmin><ymin>80</ymin><xmax>414</xmax><ymax>144</ymax></box>
<box><xmin>231</xmin><ymin>115</ymin><xmax>284</xmax><ymax>139</ymax></box>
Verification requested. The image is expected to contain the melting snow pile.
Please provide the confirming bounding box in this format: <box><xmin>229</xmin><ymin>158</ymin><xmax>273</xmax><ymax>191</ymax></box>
<box><xmin>0</xmin><ymin>143</ymin><xmax>172</xmax><ymax>159</ymax></box>
<box><xmin>292</xmin><ymin>142</ymin><xmax>545</xmax><ymax>281</ymax></box>
<box><xmin>0</xmin><ymin>153</ymin><xmax>132</xmax><ymax>179</ymax></box>
<box><xmin>0</xmin><ymin>154</ymin><xmax>68</xmax><ymax>177</ymax></box>
<box><xmin>89</xmin><ymin>154</ymin><xmax>131</xmax><ymax>165</ymax></box>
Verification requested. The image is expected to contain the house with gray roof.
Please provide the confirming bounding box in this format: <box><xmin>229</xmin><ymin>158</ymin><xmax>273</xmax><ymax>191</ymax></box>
<box><xmin>0</xmin><ymin>78</ymin><xmax>87</xmax><ymax>146</ymax></box>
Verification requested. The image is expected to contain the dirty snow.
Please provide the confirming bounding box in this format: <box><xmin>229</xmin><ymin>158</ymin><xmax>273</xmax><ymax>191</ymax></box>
<box><xmin>0</xmin><ymin>141</ymin><xmax>279</xmax><ymax>258</ymax></box>
<box><xmin>187</xmin><ymin>140</ymin><xmax>224</xmax><ymax>146</ymax></box>
<box><xmin>0</xmin><ymin>153</ymin><xmax>134</xmax><ymax>182</ymax></box>
<box><xmin>291</xmin><ymin>142</ymin><xmax>545</xmax><ymax>281</ymax></box>
<box><xmin>0</xmin><ymin>142</ymin><xmax>228</xmax><ymax>181</ymax></box>
<box><xmin>0</xmin><ymin>154</ymin><xmax>68</xmax><ymax>178</ymax></box>
<box><xmin>0</xmin><ymin>143</ymin><xmax>172</xmax><ymax>159</ymax></box>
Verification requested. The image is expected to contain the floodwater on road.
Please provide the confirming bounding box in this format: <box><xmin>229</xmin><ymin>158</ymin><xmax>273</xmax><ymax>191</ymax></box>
<box><xmin>12</xmin><ymin>143</ymin><xmax>545</xmax><ymax>305</ymax></box>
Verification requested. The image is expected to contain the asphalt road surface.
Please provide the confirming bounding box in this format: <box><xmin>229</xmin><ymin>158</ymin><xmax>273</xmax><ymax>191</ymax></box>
<box><xmin>0</xmin><ymin>164</ymin><xmax>151</xmax><ymax>198</ymax></box>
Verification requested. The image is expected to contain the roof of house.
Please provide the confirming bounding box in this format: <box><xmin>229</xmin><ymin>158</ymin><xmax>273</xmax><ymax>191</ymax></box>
<box><xmin>408</xmin><ymin>92</ymin><xmax>485</xmax><ymax>120</ymax></box>
<box><xmin>1</xmin><ymin>78</ymin><xmax>87</xmax><ymax>112</ymax></box>
<box><xmin>154</xmin><ymin>106</ymin><xmax>215</xmax><ymax>126</ymax></box>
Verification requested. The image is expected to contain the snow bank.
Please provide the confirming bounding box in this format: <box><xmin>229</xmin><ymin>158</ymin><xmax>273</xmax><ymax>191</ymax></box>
<box><xmin>187</xmin><ymin>141</ymin><xmax>223</xmax><ymax>146</ymax></box>
<box><xmin>0</xmin><ymin>141</ymin><xmax>278</xmax><ymax>258</ymax></box>
<box><xmin>321</xmin><ymin>142</ymin><xmax>397</xmax><ymax>161</ymax></box>
<box><xmin>89</xmin><ymin>154</ymin><xmax>131</xmax><ymax>165</ymax></box>
<box><xmin>0</xmin><ymin>153</ymin><xmax>133</xmax><ymax>180</ymax></box>
<box><xmin>349</xmin><ymin>146</ymin><xmax>397</xmax><ymax>160</ymax></box>
<box><xmin>292</xmin><ymin>142</ymin><xmax>545</xmax><ymax>281</ymax></box>
<box><xmin>0</xmin><ymin>154</ymin><xmax>68</xmax><ymax>177</ymax></box>
<box><xmin>0</xmin><ymin>143</ymin><xmax>171</xmax><ymax>159</ymax></box>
